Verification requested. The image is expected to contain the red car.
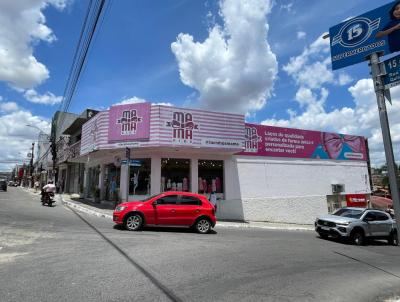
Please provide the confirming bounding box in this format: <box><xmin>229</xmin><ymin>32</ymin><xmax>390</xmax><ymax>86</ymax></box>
<box><xmin>113</xmin><ymin>191</ymin><xmax>217</xmax><ymax>234</ymax></box>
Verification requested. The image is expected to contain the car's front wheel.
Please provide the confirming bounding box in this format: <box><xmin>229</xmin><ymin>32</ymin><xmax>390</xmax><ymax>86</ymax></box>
<box><xmin>388</xmin><ymin>231</ymin><xmax>398</xmax><ymax>246</ymax></box>
<box><xmin>351</xmin><ymin>230</ymin><xmax>365</xmax><ymax>246</ymax></box>
<box><xmin>318</xmin><ymin>232</ymin><xmax>328</xmax><ymax>239</ymax></box>
<box><xmin>124</xmin><ymin>213</ymin><xmax>143</xmax><ymax>231</ymax></box>
<box><xmin>194</xmin><ymin>217</ymin><xmax>212</xmax><ymax>234</ymax></box>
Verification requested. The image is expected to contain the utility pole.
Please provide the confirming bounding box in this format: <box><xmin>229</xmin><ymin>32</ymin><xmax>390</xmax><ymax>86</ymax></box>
<box><xmin>369</xmin><ymin>52</ymin><xmax>400</xmax><ymax>234</ymax></box>
<box><xmin>30</xmin><ymin>142</ymin><xmax>35</xmax><ymax>187</ymax></box>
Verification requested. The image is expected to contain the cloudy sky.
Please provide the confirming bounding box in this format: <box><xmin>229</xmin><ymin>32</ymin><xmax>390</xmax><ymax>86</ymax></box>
<box><xmin>0</xmin><ymin>0</ymin><xmax>398</xmax><ymax>170</ymax></box>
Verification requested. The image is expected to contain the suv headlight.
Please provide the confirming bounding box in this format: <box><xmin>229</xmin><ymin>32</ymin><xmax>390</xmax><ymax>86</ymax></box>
<box><xmin>115</xmin><ymin>206</ymin><xmax>127</xmax><ymax>212</ymax></box>
<box><xmin>336</xmin><ymin>221</ymin><xmax>351</xmax><ymax>226</ymax></box>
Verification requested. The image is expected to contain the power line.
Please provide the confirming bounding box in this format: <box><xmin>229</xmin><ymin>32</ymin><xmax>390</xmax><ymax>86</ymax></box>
<box><xmin>58</xmin><ymin>0</ymin><xmax>107</xmax><ymax>131</ymax></box>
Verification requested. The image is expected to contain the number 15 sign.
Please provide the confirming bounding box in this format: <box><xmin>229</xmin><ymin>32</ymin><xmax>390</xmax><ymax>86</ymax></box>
<box><xmin>329</xmin><ymin>1</ymin><xmax>399</xmax><ymax>70</ymax></box>
<box><xmin>383</xmin><ymin>54</ymin><xmax>400</xmax><ymax>89</ymax></box>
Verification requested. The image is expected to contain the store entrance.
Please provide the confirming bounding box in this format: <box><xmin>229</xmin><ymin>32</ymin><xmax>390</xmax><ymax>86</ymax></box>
<box><xmin>128</xmin><ymin>158</ymin><xmax>151</xmax><ymax>196</ymax></box>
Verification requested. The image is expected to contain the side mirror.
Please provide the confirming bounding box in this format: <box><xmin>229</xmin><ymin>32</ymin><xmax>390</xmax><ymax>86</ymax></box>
<box><xmin>364</xmin><ymin>216</ymin><xmax>373</xmax><ymax>222</ymax></box>
<box><xmin>152</xmin><ymin>201</ymin><xmax>157</xmax><ymax>206</ymax></box>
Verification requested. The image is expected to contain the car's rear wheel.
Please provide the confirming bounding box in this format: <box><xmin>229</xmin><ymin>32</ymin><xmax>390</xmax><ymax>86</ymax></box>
<box><xmin>388</xmin><ymin>231</ymin><xmax>398</xmax><ymax>246</ymax></box>
<box><xmin>124</xmin><ymin>213</ymin><xmax>143</xmax><ymax>231</ymax></box>
<box><xmin>195</xmin><ymin>218</ymin><xmax>211</xmax><ymax>234</ymax></box>
<box><xmin>351</xmin><ymin>230</ymin><xmax>365</xmax><ymax>246</ymax></box>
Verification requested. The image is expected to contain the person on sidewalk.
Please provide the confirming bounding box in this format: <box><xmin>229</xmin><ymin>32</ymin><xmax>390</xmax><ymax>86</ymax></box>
<box><xmin>34</xmin><ymin>180</ymin><xmax>40</xmax><ymax>193</ymax></box>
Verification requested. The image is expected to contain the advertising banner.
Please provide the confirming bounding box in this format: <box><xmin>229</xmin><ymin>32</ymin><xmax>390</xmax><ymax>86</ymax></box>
<box><xmin>329</xmin><ymin>1</ymin><xmax>399</xmax><ymax>70</ymax></box>
<box><xmin>240</xmin><ymin>123</ymin><xmax>367</xmax><ymax>161</ymax></box>
<box><xmin>346</xmin><ymin>194</ymin><xmax>368</xmax><ymax>207</ymax></box>
<box><xmin>108</xmin><ymin>103</ymin><xmax>150</xmax><ymax>143</ymax></box>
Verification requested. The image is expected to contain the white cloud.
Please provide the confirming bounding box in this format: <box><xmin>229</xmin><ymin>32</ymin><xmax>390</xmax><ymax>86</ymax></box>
<box><xmin>0</xmin><ymin>0</ymin><xmax>69</xmax><ymax>89</ymax></box>
<box><xmin>113</xmin><ymin>96</ymin><xmax>173</xmax><ymax>107</ymax></box>
<box><xmin>171</xmin><ymin>0</ymin><xmax>278</xmax><ymax>115</ymax></box>
<box><xmin>280</xmin><ymin>3</ymin><xmax>293</xmax><ymax>12</ymax></box>
<box><xmin>0</xmin><ymin>101</ymin><xmax>19</xmax><ymax>113</ymax></box>
<box><xmin>24</xmin><ymin>89</ymin><xmax>62</xmax><ymax>105</ymax></box>
<box><xmin>297</xmin><ymin>31</ymin><xmax>306</xmax><ymax>40</ymax></box>
<box><xmin>0</xmin><ymin>107</ymin><xmax>51</xmax><ymax>171</ymax></box>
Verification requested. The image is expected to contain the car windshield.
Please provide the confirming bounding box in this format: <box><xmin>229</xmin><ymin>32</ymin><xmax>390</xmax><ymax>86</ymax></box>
<box><xmin>129</xmin><ymin>194</ymin><xmax>160</xmax><ymax>203</ymax></box>
<box><xmin>333</xmin><ymin>208</ymin><xmax>364</xmax><ymax>219</ymax></box>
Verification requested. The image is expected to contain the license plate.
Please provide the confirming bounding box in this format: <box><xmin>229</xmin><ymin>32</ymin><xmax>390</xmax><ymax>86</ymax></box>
<box><xmin>321</xmin><ymin>226</ymin><xmax>330</xmax><ymax>231</ymax></box>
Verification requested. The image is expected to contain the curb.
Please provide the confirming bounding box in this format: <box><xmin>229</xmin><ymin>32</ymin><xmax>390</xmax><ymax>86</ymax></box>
<box><xmin>59</xmin><ymin>195</ymin><xmax>113</xmax><ymax>220</ymax></box>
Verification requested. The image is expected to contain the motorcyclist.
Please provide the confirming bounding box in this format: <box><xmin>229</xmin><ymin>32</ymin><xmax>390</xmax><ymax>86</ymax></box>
<box><xmin>42</xmin><ymin>180</ymin><xmax>56</xmax><ymax>202</ymax></box>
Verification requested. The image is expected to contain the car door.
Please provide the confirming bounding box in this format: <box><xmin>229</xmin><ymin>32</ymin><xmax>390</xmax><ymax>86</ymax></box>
<box><xmin>363</xmin><ymin>211</ymin><xmax>380</xmax><ymax>237</ymax></box>
<box><xmin>174</xmin><ymin>195</ymin><xmax>202</xmax><ymax>226</ymax></box>
<box><xmin>154</xmin><ymin>195</ymin><xmax>179</xmax><ymax>225</ymax></box>
<box><xmin>374</xmin><ymin>211</ymin><xmax>392</xmax><ymax>236</ymax></box>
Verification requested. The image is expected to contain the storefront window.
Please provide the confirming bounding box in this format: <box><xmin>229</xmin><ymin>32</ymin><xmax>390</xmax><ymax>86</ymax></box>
<box><xmin>88</xmin><ymin>166</ymin><xmax>100</xmax><ymax>197</ymax></box>
<box><xmin>161</xmin><ymin>158</ymin><xmax>190</xmax><ymax>192</ymax></box>
<box><xmin>129</xmin><ymin>158</ymin><xmax>151</xmax><ymax>195</ymax></box>
<box><xmin>198</xmin><ymin>160</ymin><xmax>223</xmax><ymax>196</ymax></box>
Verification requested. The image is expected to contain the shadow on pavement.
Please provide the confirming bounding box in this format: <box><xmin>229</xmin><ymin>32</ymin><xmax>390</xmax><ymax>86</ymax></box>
<box><xmin>316</xmin><ymin>235</ymin><xmax>392</xmax><ymax>246</ymax></box>
<box><xmin>113</xmin><ymin>224</ymin><xmax>218</xmax><ymax>235</ymax></box>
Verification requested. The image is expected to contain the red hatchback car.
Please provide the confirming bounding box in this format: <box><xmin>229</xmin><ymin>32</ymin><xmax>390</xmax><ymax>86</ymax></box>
<box><xmin>113</xmin><ymin>191</ymin><xmax>217</xmax><ymax>233</ymax></box>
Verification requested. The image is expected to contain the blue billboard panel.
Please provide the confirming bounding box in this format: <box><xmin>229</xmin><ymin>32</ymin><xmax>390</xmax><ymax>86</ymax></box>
<box><xmin>329</xmin><ymin>1</ymin><xmax>400</xmax><ymax>70</ymax></box>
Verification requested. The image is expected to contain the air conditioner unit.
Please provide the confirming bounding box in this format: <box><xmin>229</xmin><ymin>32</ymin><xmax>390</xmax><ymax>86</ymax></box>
<box><xmin>332</xmin><ymin>184</ymin><xmax>344</xmax><ymax>194</ymax></box>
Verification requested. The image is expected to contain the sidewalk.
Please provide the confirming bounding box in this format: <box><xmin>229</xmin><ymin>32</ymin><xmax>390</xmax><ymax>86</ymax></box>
<box><xmin>59</xmin><ymin>192</ymin><xmax>313</xmax><ymax>231</ymax></box>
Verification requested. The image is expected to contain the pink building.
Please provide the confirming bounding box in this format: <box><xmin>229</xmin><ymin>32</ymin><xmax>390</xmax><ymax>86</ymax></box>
<box><xmin>71</xmin><ymin>103</ymin><xmax>370</xmax><ymax>224</ymax></box>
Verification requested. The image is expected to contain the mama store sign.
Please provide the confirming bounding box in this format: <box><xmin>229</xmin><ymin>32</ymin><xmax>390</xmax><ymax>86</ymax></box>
<box><xmin>108</xmin><ymin>103</ymin><xmax>150</xmax><ymax>143</ymax></box>
<box><xmin>166</xmin><ymin>111</ymin><xmax>199</xmax><ymax>145</ymax></box>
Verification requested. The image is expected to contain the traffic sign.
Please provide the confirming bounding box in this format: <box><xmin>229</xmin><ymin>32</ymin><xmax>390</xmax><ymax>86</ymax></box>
<box><xmin>121</xmin><ymin>159</ymin><xmax>142</xmax><ymax>167</ymax></box>
<box><xmin>329</xmin><ymin>1</ymin><xmax>397</xmax><ymax>70</ymax></box>
<box><xmin>383</xmin><ymin>54</ymin><xmax>400</xmax><ymax>89</ymax></box>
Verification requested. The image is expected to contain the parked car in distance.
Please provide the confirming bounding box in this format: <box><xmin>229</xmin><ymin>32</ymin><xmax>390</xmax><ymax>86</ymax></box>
<box><xmin>315</xmin><ymin>207</ymin><xmax>398</xmax><ymax>246</ymax></box>
<box><xmin>0</xmin><ymin>179</ymin><xmax>7</xmax><ymax>191</ymax></box>
<box><xmin>113</xmin><ymin>191</ymin><xmax>217</xmax><ymax>234</ymax></box>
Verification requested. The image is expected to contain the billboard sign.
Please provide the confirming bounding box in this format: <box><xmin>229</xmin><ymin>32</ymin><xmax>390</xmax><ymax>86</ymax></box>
<box><xmin>329</xmin><ymin>1</ymin><xmax>400</xmax><ymax>70</ymax></box>
<box><xmin>383</xmin><ymin>53</ymin><xmax>400</xmax><ymax>88</ymax></box>
<box><xmin>239</xmin><ymin>123</ymin><xmax>367</xmax><ymax>161</ymax></box>
<box><xmin>108</xmin><ymin>102</ymin><xmax>151</xmax><ymax>143</ymax></box>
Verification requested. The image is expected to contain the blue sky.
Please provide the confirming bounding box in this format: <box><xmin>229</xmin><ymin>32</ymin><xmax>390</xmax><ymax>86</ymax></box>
<box><xmin>0</xmin><ymin>0</ymin><xmax>399</xmax><ymax>170</ymax></box>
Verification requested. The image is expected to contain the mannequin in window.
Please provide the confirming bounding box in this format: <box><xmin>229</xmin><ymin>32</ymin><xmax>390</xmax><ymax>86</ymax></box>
<box><xmin>198</xmin><ymin>177</ymin><xmax>203</xmax><ymax>193</ymax></box>
<box><xmin>172</xmin><ymin>182</ymin><xmax>177</xmax><ymax>191</ymax></box>
<box><xmin>133</xmin><ymin>170</ymin><xmax>139</xmax><ymax>195</ymax></box>
<box><xmin>183</xmin><ymin>177</ymin><xmax>188</xmax><ymax>191</ymax></box>
<box><xmin>167</xmin><ymin>179</ymin><xmax>171</xmax><ymax>191</ymax></box>
<box><xmin>212</xmin><ymin>178</ymin><xmax>216</xmax><ymax>193</ymax></box>
<box><xmin>215</xmin><ymin>177</ymin><xmax>221</xmax><ymax>193</ymax></box>
<box><xmin>161</xmin><ymin>176</ymin><xmax>165</xmax><ymax>192</ymax></box>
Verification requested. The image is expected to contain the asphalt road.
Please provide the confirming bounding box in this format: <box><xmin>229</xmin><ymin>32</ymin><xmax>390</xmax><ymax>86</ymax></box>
<box><xmin>0</xmin><ymin>187</ymin><xmax>399</xmax><ymax>302</ymax></box>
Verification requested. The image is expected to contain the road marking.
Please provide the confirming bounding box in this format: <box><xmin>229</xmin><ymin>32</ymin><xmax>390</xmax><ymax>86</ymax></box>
<box><xmin>334</xmin><ymin>251</ymin><xmax>400</xmax><ymax>279</ymax></box>
<box><xmin>65</xmin><ymin>204</ymin><xmax>183</xmax><ymax>302</ymax></box>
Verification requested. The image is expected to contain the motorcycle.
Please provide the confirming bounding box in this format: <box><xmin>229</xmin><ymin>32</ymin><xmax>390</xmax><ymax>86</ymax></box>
<box><xmin>41</xmin><ymin>191</ymin><xmax>55</xmax><ymax>207</ymax></box>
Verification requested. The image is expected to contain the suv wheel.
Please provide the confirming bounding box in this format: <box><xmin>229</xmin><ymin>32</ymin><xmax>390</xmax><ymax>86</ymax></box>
<box><xmin>124</xmin><ymin>213</ymin><xmax>143</xmax><ymax>231</ymax></box>
<box><xmin>351</xmin><ymin>230</ymin><xmax>365</xmax><ymax>246</ymax></box>
<box><xmin>195</xmin><ymin>218</ymin><xmax>211</xmax><ymax>234</ymax></box>
<box><xmin>388</xmin><ymin>231</ymin><xmax>398</xmax><ymax>246</ymax></box>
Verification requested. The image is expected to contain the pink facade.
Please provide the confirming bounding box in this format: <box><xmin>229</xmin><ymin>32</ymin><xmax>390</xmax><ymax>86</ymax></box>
<box><xmin>239</xmin><ymin>123</ymin><xmax>367</xmax><ymax>161</ymax></box>
<box><xmin>81</xmin><ymin>104</ymin><xmax>367</xmax><ymax>162</ymax></box>
<box><xmin>81</xmin><ymin>104</ymin><xmax>245</xmax><ymax>155</ymax></box>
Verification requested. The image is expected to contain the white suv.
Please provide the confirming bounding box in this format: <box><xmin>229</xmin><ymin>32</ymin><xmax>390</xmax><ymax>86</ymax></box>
<box><xmin>315</xmin><ymin>207</ymin><xmax>398</xmax><ymax>246</ymax></box>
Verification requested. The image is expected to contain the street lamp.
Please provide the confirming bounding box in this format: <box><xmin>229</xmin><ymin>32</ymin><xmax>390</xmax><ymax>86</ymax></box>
<box><xmin>26</xmin><ymin>124</ymin><xmax>50</xmax><ymax>140</ymax></box>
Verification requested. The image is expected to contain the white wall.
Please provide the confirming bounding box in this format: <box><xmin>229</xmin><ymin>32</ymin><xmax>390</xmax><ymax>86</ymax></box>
<box><xmin>232</xmin><ymin>156</ymin><xmax>370</xmax><ymax>224</ymax></box>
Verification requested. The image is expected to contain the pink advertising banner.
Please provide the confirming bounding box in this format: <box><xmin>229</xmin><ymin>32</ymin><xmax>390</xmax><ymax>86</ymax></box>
<box><xmin>239</xmin><ymin>123</ymin><xmax>367</xmax><ymax>161</ymax></box>
<box><xmin>108</xmin><ymin>103</ymin><xmax>151</xmax><ymax>143</ymax></box>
